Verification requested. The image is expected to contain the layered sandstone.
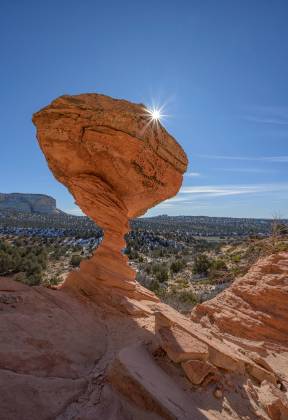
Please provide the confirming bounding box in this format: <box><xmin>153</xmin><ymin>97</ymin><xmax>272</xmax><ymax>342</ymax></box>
<box><xmin>191</xmin><ymin>252</ymin><xmax>288</xmax><ymax>351</ymax></box>
<box><xmin>147</xmin><ymin>252</ymin><xmax>288</xmax><ymax>419</ymax></box>
<box><xmin>33</xmin><ymin>94</ymin><xmax>187</xmax><ymax>309</ymax></box>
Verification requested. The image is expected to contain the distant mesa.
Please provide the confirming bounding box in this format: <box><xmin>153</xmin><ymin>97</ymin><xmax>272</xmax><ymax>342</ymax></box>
<box><xmin>0</xmin><ymin>192</ymin><xmax>60</xmax><ymax>215</ymax></box>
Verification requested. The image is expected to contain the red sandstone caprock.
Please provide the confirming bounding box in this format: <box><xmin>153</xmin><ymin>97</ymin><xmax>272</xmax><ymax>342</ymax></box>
<box><xmin>33</xmin><ymin>94</ymin><xmax>188</xmax><ymax>306</ymax></box>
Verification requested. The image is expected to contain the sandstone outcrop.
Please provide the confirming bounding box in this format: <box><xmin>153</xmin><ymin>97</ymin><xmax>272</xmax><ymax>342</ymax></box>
<box><xmin>149</xmin><ymin>252</ymin><xmax>288</xmax><ymax>418</ymax></box>
<box><xmin>33</xmin><ymin>93</ymin><xmax>188</xmax><ymax>310</ymax></box>
<box><xmin>191</xmin><ymin>252</ymin><xmax>288</xmax><ymax>351</ymax></box>
<box><xmin>190</xmin><ymin>252</ymin><xmax>288</xmax><ymax>419</ymax></box>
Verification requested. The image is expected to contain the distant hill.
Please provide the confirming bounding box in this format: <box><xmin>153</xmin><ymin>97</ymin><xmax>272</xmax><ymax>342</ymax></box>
<box><xmin>0</xmin><ymin>193</ymin><xmax>61</xmax><ymax>215</ymax></box>
<box><xmin>134</xmin><ymin>214</ymin><xmax>288</xmax><ymax>237</ymax></box>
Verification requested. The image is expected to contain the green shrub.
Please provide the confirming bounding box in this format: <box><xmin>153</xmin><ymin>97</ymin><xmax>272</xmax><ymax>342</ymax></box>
<box><xmin>124</xmin><ymin>247</ymin><xmax>139</xmax><ymax>259</ymax></box>
<box><xmin>155</xmin><ymin>287</ymin><xmax>199</xmax><ymax>313</ymax></box>
<box><xmin>230</xmin><ymin>253</ymin><xmax>241</xmax><ymax>263</ymax></box>
<box><xmin>170</xmin><ymin>259</ymin><xmax>186</xmax><ymax>273</ymax></box>
<box><xmin>26</xmin><ymin>262</ymin><xmax>42</xmax><ymax>276</ymax></box>
<box><xmin>155</xmin><ymin>267</ymin><xmax>168</xmax><ymax>283</ymax></box>
<box><xmin>25</xmin><ymin>273</ymin><xmax>41</xmax><ymax>286</ymax></box>
<box><xmin>144</xmin><ymin>264</ymin><xmax>152</xmax><ymax>274</ymax></box>
<box><xmin>178</xmin><ymin>290</ymin><xmax>198</xmax><ymax>304</ymax></box>
<box><xmin>193</xmin><ymin>254</ymin><xmax>211</xmax><ymax>275</ymax></box>
<box><xmin>14</xmin><ymin>272</ymin><xmax>27</xmax><ymax>283</ymax></box>
<box><xmin>138</xmin><ymin>255</ymin><xmax>144</xmax><ymax>263</ymax></box>
<box><xmin>274</xmin><ymin>241</ymin><xmax>288</xmax><ymax>252</ymax></box>
<box><xmin>0</xmin><ymin>252</ymin><xmax>13</xmax><ymax>274</ymax></box>
<box><xmin>148</xmin><ymin>279</ymin><xmax>161</xmax><ymax>292</ymax></box>
<box><xmin>49</xmin><ymin>277</ymin><xmax>61</xmax><ymax>286</ymax></box>
<box><xmin>175</xmin><ymin>277</ymin><xmax>189</xmax><ymax>288</ymax></box>
<box><xmin>211</xmin><ymin>258</ymin><xmax>227</xmax><ymax>271</ymax></box>
<box><xmin>71</xmin><ymin>254</ymin><xmax>82</xmax><ymax>267</ymax></box>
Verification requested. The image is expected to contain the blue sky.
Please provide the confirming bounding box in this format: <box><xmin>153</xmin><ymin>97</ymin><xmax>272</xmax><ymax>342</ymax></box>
<box><xmin>1</xmin><ymin>0</ymin><xmax>287</xmax><ymax>218</ymax></box>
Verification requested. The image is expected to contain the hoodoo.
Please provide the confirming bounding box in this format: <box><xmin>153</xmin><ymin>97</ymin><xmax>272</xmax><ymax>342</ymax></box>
<box><xmin>33</xmin><ymin>94</ymin><xmax>188</xmax><ymax>310</ymax></box>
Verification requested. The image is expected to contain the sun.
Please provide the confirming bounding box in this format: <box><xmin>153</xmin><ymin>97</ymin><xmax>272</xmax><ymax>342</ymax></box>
<box><xmin>141</xmin><ymin>102</ymin><xmax>168</xmax><ymax>131</ymax></box>
<box><xmin>146</xmin><ymin>107</ymin><xmax>163</xmax><ymax>122</ymax></box>
<box><xmin>151</xmin><ymin>108</ymin><xmax>161</xmax><ymax>121</ymax></box>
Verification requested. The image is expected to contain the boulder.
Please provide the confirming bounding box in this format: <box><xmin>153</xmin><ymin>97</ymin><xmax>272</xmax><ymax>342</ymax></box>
<box><xmin>181</xmin><ymin>360</ymin><xmax>218</xmax><ymax>385</ymax></box>
<box><xmin>157</xmin><ymin>326</ymin><xmax>209</xmax><ymax>363</ymax></box>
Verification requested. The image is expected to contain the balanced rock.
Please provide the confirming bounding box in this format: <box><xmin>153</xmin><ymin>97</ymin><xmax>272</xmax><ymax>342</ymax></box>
<box><xmin>33</xmin><ymin>94</ymin><xmax>188</xmax><ymax>306</ymax></box>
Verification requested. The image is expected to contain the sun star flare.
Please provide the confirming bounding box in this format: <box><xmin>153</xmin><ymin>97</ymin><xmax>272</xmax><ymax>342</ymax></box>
<box><xmin>146</xmin><ymin>106</ymin><xmax>164</xmax><ymax>122</ymax></box>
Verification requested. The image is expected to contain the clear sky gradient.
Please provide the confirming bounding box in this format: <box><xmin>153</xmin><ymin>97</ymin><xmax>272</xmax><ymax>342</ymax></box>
<box><xmin>1</xmin><ymin>1</ymin><xmax>287</xmax><ymax>218</ymax></box>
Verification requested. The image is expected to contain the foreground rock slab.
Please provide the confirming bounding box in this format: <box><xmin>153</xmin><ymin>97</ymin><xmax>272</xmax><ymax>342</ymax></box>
<box><xmin>0</xmin><ymin>278</ymin><xmax>104</xmax><ymax>419</ymax></box>
<box><xmin>0</xmin><ymin>277</ymin><xmax>162</xmax><ymax>420</ymax></box>
<box><xmin>108</xmin><ymin>344</ymin><xmax>207</xmax><ymax>419</ymax></box>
